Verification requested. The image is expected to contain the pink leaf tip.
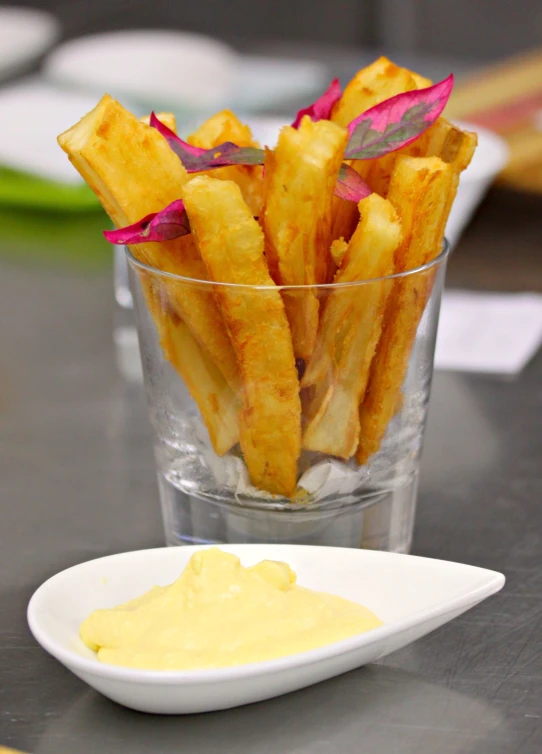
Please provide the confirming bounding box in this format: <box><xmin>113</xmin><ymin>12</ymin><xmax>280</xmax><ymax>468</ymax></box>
<box><xmin>103</xmin><ymin>199</ymin><xmax>190</xmax><ymax>245</ymax></box>
<box><xmin>150</xmin><ymin>112</ymin><xmax>264</xmax><ymax>172</ymax></box>
<box><xmin>292</xmin><ymin>78</ymin><xmax>342</xmax><ymax>129</ymax></box>
<box><xmin>334</xmin><ymin>164</ymin><xmax>372</xmax><ymax>202</ymax></box>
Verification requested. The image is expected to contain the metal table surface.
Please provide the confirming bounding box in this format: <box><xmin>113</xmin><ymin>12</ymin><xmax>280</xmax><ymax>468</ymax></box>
<box><xmin>1</xmin><ymin>186</ymin><xmax>541</xmax><ymax>753</ymax></box>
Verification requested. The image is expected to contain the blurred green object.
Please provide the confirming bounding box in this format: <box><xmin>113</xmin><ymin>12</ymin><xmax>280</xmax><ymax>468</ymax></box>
<box><xmin>0</xmin><ymin>165</ymin><xmax>99</xmax><ymax>211</ymax></box>
<box><xmin>0</xmin><ymin>205</ymin><xmax>112</xmax><ymax>270</ymax></box>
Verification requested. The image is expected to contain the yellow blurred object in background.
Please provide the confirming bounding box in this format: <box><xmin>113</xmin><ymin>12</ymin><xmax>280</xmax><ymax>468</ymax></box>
<box><xmin>446</xmin><ymin>48</ymin><xmax>542</xmax><ymax>194</ymax></box>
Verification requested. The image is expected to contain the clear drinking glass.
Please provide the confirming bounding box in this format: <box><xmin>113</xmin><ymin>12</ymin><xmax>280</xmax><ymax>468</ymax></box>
<box><xmin>127</xmin><ymin>242</ymin><xmax>449</xmax><ymax>552</ymax></box>
<box><xmin>113</xmin><ymin>245</ymin><xmax>143</xmax><ymax>383</ymax></box>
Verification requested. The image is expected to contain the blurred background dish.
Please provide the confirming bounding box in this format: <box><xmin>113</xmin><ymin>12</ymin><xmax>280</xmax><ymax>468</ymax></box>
<box><xmin>0</xmin><ymin>6</ymin><xmax>60</xmax><ymax>81</ymax></box>
<box><xmin>44</xmin><ymin>30</ymin><xmax>239</xmax><ymax>113</ymax></box>
<box><xmin>0</xmin><ymin>80</ymin><xmax>100</xmax><ymax>210</ymax></box>
<box><xmin>44</xmin><ymin>30</ymin><xmax>328</xmax><ymax>117</ymax></box>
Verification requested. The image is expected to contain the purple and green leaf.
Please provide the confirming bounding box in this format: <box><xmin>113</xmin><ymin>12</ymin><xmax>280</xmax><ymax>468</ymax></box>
<box><xmin>335</xmin><ymin>164</ymin><xmax>372</xmax><ymax>202</ymax></box>
<box><xmin>291</xmin><ymin>78</ymin><xmax>342</xmax><ymax>129</ymax></box>
<box><xmin>150</xmin><ymin>112</ymin><xmax>264</xmax><ymax>172</ymax></box>
<box><xmin>103</xmin><ymin>199</ymin><xmax>190</xmax><ymax>244</ymax></box>
<box><xmin>345</xmin><ymin>74</ymin><xmax>454</xmax><ymax>160</ymax></box>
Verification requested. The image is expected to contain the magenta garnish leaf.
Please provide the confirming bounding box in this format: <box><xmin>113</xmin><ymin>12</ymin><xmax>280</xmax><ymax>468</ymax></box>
<box><xmin>148</xmin><ymin>115</ymin><xmax>366</xmax><ymax>205</ymax></box>
<box><xmin>150</xmin><ymin>112</ymin><xmax>264</xmax><ymax>172</ymax></box>
<box><xmin>292</xmin><ymin>78</ymin><xmax>342</xmax><ymax>128</ymax></box>
<box><xmin>345</xmin><ymin>74</ymin><xmax>454</xmax><ymax>160</ymax></box>
<box><xmin>103</xmin><ymin>199</ymin><xmax>190</xmax><ymax>244</ymax></box>
<box><xmin>334</xmin><ymin>164</ymin><xmax>372</xmax><ymax>202</ymax></box>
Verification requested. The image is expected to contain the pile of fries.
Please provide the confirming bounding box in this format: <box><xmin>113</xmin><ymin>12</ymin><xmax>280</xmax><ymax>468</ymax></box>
<box><xmin>58</xmin><ymin>57</ymin><xmax>477</xmax><ymax>499</ymax></box>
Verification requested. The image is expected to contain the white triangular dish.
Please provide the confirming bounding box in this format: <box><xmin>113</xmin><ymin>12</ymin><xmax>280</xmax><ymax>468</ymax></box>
<box><xmin>28</xmin><ymin>545</ymin><xmax>504</xmax><ymax>714</ymax></box>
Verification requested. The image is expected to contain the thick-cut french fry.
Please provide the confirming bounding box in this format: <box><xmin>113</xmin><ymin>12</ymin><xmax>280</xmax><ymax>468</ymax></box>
<box><xmin>356</xmin><ymin>156</ymin><xmax>454</xmax><ymax>464</ymax></box>
<box><xmin>331</xmin><ymin>57</ymin><xmax>418</xmax><ymax>129</ymax></box>
<box><xmin>188</xmin><ymin>109</ymin><xmax>263</xmax><ymax>216</ymax></box>
<box><xmin>361</xmin><ymin>76</ymin><xmax>438</xmax><ymax>197</ymax></box>
<box><xmin>425</xmin><ymin>121</ymin><xmax>478</xmax><ymax>223</ymax></box>
<box><xmin>182</xmin><ymin>175</ymin><xmax>301</xmax><ymax>497</ymax></box>
<box><xmin>330</xmin><ymin>57</ymin><xmax>419</xmax><ymax>241</ymax></box>
<box><xmin>356</xmin><ymin>134</ymin><xmax>477</xmax><ymax>463</ymax></box>
<box><xmin>188</xmin><ymin>109</ymin><xmax>255</xmax><ymax>148</ymax></box>
<box><xmin>302</xmin><ymin>195</ymin><xmax>402</xmax><ymax>458</ymax></box>
<box><xmin>261</xmin><ymin>117</ymin><xmax>347</xmax><ymax>360</ymax></box>
<box><xmin>140</xmin><ymin>112</ymin><xmax>177</xmax><ymax>131</ymax></box>
<box><xmin>365</xmin><ymin>117</ymin><xmax>477</xmax><ymax>198</ymax></box>
<box><xmin>142</xmin><ymin>279</ymin><xmax>240</xmax><ymax>455</ymax></box>
<box><xmin>411</xmin><ymin>72</ymin><xmax>433</xmax><ymax>89</ymax></box>
<box><xmin>58</xmin><ymin>95</ymin><xmax>240</xmax><ymax>393</ymax></box>
<box><xmin>329</xmin><ymin>237</ymin><xmax>349</xmax><ymax>267</ymax></box>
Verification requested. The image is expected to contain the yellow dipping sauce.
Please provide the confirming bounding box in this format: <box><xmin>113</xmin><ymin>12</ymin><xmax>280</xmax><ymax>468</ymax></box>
<box><xmin>80</xmin><ymin>548</ymin><xmax>382</xmax><ymax>670</ymax></box>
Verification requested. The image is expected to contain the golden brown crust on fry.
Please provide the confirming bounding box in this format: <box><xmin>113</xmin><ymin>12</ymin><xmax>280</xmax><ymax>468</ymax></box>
<box><xmin>356</xmin><ymin>157</ymin><xmax>454</xmax><ymax>464</ymax></box>
<box><xmin>261</xmin><ymin>117</ymin><xmax>347</xmax><ymax>360</ymax></box>
<box><xmin>366</xmin><ymin>118</ymin><xmax>478</xmax><ymax>198</ymax></box>
<box><xmin>330</xmin><ymin>57</ymin><xmax>420</xmax><ymax>239</ymax></box>
<box><xmin>142</xmin><ymin>278</ymin><xmax>240</xmax><ymax>455</ymax></box>
<box><xmin>140</xmin><ymin>112</ymin><xmax>177</xmax><ymax>131</ymax></box>
<box><xmin>182</xmin><ymin>175</ymin><xmax>301</xmax><ymax>497</ymax></box>
<box><xmin>188</xmin><ymin>109</ymin><xmax>263</xmax><ymax>216</ymax></box>
<box><xmin>357</xmin><ymin>129</ymin><xmax>476</xmax><ymax>463</ymax></box>
<box><xmin>329</xmin><ymin>237</ymin><xmax>349</xmax><ymax>268</ymax></box>
<box><xmin>188</xmin><ymin>109</ymin><xmax>257</xmax><ymax>149</ymax></box>
<box><xmin>58</xmin><ymin>95</ymin><xmax>240</xmax><ymax>393</ymax></box>
<box><xmin>302</xmin><ymin>195</ymin><xmax>402</xmax><ymax>458</ymax></box>
<box><xmin>331</xmin><ymin>57</ymin><xmax>418</xmax><ymax>128</ymax></box>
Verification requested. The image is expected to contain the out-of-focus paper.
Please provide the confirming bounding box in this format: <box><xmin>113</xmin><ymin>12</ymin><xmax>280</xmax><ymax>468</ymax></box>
<box><xmin>435</xmin><ymin>290</ymin><xmax>542</xmax><ymax>375</ymax></box>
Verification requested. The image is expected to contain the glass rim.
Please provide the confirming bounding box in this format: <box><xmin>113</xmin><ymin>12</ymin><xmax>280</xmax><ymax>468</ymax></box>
<box><xmin>125</xmin><ymin>238</ymin><xmax>450</xmax><ymax>291</ymax></box>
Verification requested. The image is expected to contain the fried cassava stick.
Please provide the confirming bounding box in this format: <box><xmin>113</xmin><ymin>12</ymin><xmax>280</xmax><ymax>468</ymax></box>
<box><xmin>182</xmin><ymin>175</ymin><xmax>301</xmax><ymax>497</ymax></box>
<box><xmin>58</xmin><ymin>94</ymin><xmax>240</xmax><ymax>394</ymax></box>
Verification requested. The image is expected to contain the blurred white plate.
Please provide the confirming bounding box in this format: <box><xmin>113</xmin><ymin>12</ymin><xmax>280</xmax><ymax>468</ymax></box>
<box><xmin>44</xmin><ymin>31</ymin><xmax>327</xmax><ymax>115</ymax></box>
<box><xmin>0</xmin><ymin>6</ymin><xmax>59</xmax><ymax>80</ymax></box>
<box><xmin>28</xmin><ymin>544</ymin><xmax>504</xmax><ymax>714</ymax></box>
<box><xmin>44</xmin><ymin>30</ymin><xmax>237</xmax><ymax>111</ymax></box>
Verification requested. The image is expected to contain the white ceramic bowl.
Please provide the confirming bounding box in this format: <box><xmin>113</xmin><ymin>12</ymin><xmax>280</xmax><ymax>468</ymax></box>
<box><xmin>28</xmin><ymin>545</ymin><xmax>504</xmax><ymax>714</ymax></box>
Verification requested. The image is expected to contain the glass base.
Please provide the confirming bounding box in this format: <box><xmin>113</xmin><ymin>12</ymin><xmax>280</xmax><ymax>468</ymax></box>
<box><xmin>158</xmin><ymin>470</ymin><xmax>418</xmax><ymax>552</ymax></box>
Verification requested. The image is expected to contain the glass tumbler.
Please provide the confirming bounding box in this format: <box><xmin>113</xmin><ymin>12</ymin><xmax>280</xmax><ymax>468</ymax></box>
<box><xmin>127</xmin><ymin>242</ymin><xmax>449</xmax><ymax>552</ymax></box>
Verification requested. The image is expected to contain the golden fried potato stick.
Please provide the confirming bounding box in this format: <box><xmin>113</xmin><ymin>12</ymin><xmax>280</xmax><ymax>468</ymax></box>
<box><xmin>356</xmin><ymin>129</ymin><xmax>477</xmax><ymax>460</ymax></box>
<box><xmin>330</xmin><ymin>57</ymin><xmax>420</xmax><ymax>241</ymax></box>
<box><xmin>142</xmin><ymin>279</ymin><xmax>240</xmax><ymax>455</ymax></box>
<box><xmin>261</xmin><ymin>117</ymin><xmax>347</xmax><ymax>360</ymax></box>
<box><xmin>411</xmin><ymin>72</ymin><xmax>433</xmax><ymax>89</ymax></box>
<box><xmin>188</xmin><ymin>109</ymin><xmax>263</xmax><ymax>216</ymax></box>
<box><xmin>361</xmin><ymin>73</ymin><xmax>439</xmax><ymax>197</ymax></box>
<box><xmin>425</xmin><ymin>121</ymin><xmax>478</xmax><ymax>220</ymax></box>
<box><xmin>140</xmin><ymin>112</ymin><xmax>177</xmax><ymax>131</ymax></box>
<box><xmin>365</xmin><ymin>117</ymin><xmax>477</xmax><ymax>198</ymax></box>
<box><xmin>356</xmin><ymin>156</ymin><xmax>454</xmax><ymax>464</ymax></box>
<box><xmin>188</xmin><ymin>109</ymin><xmax>255</xmax><ymax>147</ymax></box>
<box><xmin>182</xmin><ymin>175</ymin><xmax>301</xmax><ymax>497</ymax></box>
<box><xmin>302</xmin><ymin>195</ymin><xmax>402</xmax><ymax>458</ymax></box>
<box><xmin>58</xmin><ymin>94</ymin><xmax>240</xmax><ymax>393</ymax></box>
<box><xmin>331</xmin><ymin>57</ymin><xmax>419</xmax><ymax>128</ymax></box>
<box><xmin>329</xmin><ymin>237</ymin><xmax>348</xmax><ymax>267</ymax></box>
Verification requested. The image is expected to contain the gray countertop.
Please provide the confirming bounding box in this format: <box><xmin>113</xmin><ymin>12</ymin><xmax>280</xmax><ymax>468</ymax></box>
<box><xmin>1</xmin><ymin>185</ymin><xmax>541</xmax><ymax>753</ymax></box>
